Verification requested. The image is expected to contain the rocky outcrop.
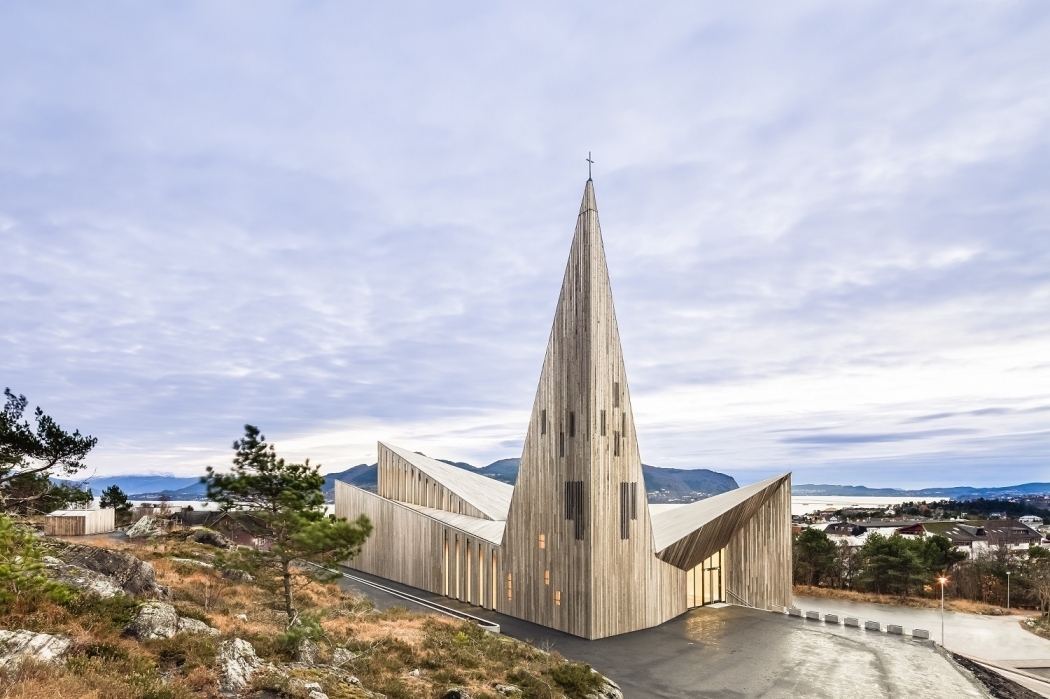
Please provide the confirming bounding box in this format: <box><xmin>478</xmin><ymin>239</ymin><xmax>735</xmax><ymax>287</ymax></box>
<box><xmin>586</xmin><ymin>671</ymin><xmax>623</xmax><ymax>699</ymax></box>
<box><xmin>494</xmin><ymin>685</ymin><xmax>522</xmax><ymax>696</ymax></box>
<box><xmin>0</xmin><ymin>630</ymin><xmax>72</xmax><ymax>670</ymax></box>
<box><xmin>170</xmin><ymin>557</ymin><xmax>214</xmax><ymax>569</ymax></box>
<box><xmin>126</xmin><ymin>516</ymin><xmax>165</xmax><ymax>539</ymax></box>
<box><xmin>441</xmin><ymin>689</ymin><xmax>471</xmax><ymax>699</ymax></box>
<box><xmin>330</xmin><ymin>646</ymin><xmax>357</xmax><ymax>668</ymax></box>
<box><xmin>297</xmin><ymin>638</ymin><xmax>320</xmax><ymax>664</ymax></box>
<box><xmin>125</xmin><ymin>602</ymin><xmax>219</xmax><ymax>640</ymax></box>
<box><xmin>191</xmin><ymin>528</ymin><xmax>231</xmax><ymax>549</ymax></box>
<box><xmin>59</xmin><ymin>544</ymin><xmax>168</xmax><ymax>597</ymax></box>
<box><xmin>42</xmin><ymin>555</ymin><xmax>124</xmax><ymax>598</ymax></box>
<box><xmin>217</xmin><ymin>638</ymin><xmax>262</xmax><ymax>694</ymax></box>
<box><xmin>221</xmin><ymin>568</ymin><xmax>253</xmax><ymax>583</ymax></box>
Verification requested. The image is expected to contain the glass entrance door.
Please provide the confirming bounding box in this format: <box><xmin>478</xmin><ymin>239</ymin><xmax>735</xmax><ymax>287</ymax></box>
<box><xmin>686</xmin><ymin>548</ymin><xmax>725</xmax><ymax>608</ymax></box>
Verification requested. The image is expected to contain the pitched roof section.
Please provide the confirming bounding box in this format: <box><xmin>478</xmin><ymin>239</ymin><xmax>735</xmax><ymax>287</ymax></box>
<box><xmin>651</xmin><ymin>474</ymin><xmax>790</xmax><ymax>570</ymax></box>
<box><xmin>400</xmin><ymin>502</ymin><xmax>506</xmax><ymax>545</ymax></box>
<box><xmin>379</xmin><ymin>441</ymin><xmax>514</xmax><ymax>521</ymax></box>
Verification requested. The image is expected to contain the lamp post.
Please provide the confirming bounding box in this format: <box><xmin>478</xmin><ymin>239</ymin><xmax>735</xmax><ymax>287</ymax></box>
<box><xmin>938</xmin><ymin>576</ymin><xmax>948</xmax><ymax>646</ymax></box>
<box><xmin>1007</xmin><ymin>571</ymin><xmax>1011</xmax><ymax>611</ymax></box>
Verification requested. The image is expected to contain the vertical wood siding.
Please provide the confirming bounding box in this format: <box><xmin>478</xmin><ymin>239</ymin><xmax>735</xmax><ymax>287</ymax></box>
<box><xmin>725</xmin><ymin>475</ymin><xmax>792</xmax><ymax>610</ymax></box>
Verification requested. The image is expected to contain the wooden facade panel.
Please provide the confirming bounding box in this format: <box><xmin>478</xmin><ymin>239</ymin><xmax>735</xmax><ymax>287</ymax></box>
<box><xmin>44</xmin><ymin>509</ymin><xmax>116</xmax><ymax>536</ymax></box>
<box><xmin>377</xmin><ymin>445</ymin><xmax>494</xmax><ymax>521</ymax></box>
<box><xmin>725</xmin><ymin>475</ymin><xmax>792</xmax><ymax>610</ymax></box>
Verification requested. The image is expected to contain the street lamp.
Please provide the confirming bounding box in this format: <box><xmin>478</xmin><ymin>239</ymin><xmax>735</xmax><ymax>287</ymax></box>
<box><xmin>938</xmin><ymin>576</ymin><xmax>948</xmax><ymax>646</ymax></box>
<box><xmin>1007</xmin><ymin>571</ymin><xmax>1011</xmax><ymax>611</ymax></box>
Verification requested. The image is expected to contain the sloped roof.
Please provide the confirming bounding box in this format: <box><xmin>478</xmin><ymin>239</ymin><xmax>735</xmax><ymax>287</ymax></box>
<box><xmin>651</xmin><ymin>473</ymin><xmax>789</xmax><ymax>570</ymax></box>
<box><xmin>400</xmin><ymin>502</ymin><xmax>506</xmax><ymax>545</ymax></box>
<box><xmin>380</xmin><ymin>442</ymin><xmax>514</xmax><ymax>521</ymax></box>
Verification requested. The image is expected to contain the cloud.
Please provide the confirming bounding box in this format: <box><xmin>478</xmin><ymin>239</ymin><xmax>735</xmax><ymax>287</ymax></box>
<box><xmin>0</xmin><ymin>1</ymin><xmax>1048</xmax><ymax>488</ymax></box>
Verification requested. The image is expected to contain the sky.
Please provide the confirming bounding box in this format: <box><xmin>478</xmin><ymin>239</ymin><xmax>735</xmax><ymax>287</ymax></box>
<box><xmin>1</xmin><ymin>2</ymin><xmax>1048</xmax><ymax>488</ymax></box>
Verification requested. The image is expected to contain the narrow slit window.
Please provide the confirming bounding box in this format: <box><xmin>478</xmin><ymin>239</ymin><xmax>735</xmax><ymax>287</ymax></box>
<box><xmin>538</xmin><ymin>533</ymin><xmax>546</xmax><ymax>549</ymax></box>
<box><xmin>613</xmin><ymin>382</ymin><xmax>620</xmax><ymax>407</ymax></box>
<box><xmin>544</xmin><ymin>570</ymin><xmax>550</xmax><ymax>585</ymax></box>
<box><xmin>622</xmin><ymin>413</ymin><xmax>627</xmax><ymax>441</ymax></box>
<box><xmin>613</xmin><ymin>431</ymin><xmax>620</xmax><ymax>457</ymax></box>
<box><xmin>505</xmin><ymin>572</ymin><xmax>513</xmax><ymax>600</ymax></box>
<box><xmin>564</xmin><ymin>480</ymin><xmax>585</xmax><ymax>540</ymax></box>
<box><xmin>600</xmin><ymin>410</ymin><xmax>606</xmax><ymax>436</ymax></box>
<box><xmin>619</xmin><ymin>482</ymin><xmax>630</xmax><ymax>540</ymax></box>
<box><xmin>630</xmin><ymin>482</ymin><xmax>638</xmax><ymax>520</ymax></box>
<box><xmin>554</xmin><ymin>590</ymin><xmax>562</xmax><ymax>606</ymax></box>
<box><xmin>559</xmin><ymin>431</ymin><xmax>565</xmax><ymax>457</ymax></box>
<box><xmin>569</xmin><ymin>412</ymin><xmax>575</xmax><ymax>438</ymax></box>
<box><xmin>541</xmin><ymin>409</ymin><xmax>547</xmax><ymax>435</ymax></box>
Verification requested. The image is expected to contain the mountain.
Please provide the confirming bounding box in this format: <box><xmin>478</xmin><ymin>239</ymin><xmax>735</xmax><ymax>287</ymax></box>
<box><xmin>792</xmin><ymin>483</ymin><xmax>1050</xmax><ymax>498</ymax></box>
<box><xmin>80</xmin><ymin>459</ymin><xmax>740</xmax><ymax>504</ymax></box>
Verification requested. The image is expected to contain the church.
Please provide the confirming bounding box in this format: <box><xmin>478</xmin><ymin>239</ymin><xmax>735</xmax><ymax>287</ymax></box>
<box><xmin>334</xmin><ymin>178</ymin><xmax>791</xmax><ymax>640</ymax></box>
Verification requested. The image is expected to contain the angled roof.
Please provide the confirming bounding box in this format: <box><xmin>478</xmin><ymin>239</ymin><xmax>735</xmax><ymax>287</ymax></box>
<box><xmin>380</xmin><ymin>442</ymin><xmax>514</xmax><ymax>521</ymax></box>
<box><xmin>401</xmin><ymin>502</ymin><xmax>506</xmax><ymax>545</ymax></box>
<box><xmin>651</xmin><ymin>473</ymin><xmax>790</xmax><ymax>570</ymax></box>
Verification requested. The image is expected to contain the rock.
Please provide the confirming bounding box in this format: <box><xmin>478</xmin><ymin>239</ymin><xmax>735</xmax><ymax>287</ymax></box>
<box><xmin>494</xmin><ymin>685</ymin><xmax>522</xmax><ymax>696</ymax></box>
<box><xmin>222</xmin><ymin>568</ymin><xmax>253</xmax><ymax>582</ymax></box>
<box><xmin>126</xmin><ymin>516</ymin><xmax>164</xmax><ymax>539</ymax></box>
<box><xmin>330</xmin><ymin>646</ymin><xmax>357</xmax><ymax>667</ymax></box>
<box><xmin>125</xmin><ymin>602</ymin><xmax>180</xmax><ymax>640</ymax></box>
<box><xmin>177</xmin><ymin>616</ymin><xmax>221</xmax><ymax>636</ymax></box>
<box><xmin>191</xmin><ymin>528</ymin><xmax>231</xmax><ymax>549</ymax></box>
<box><xmin>60</xmin><ymin>544</ymin><xmax>168</xmax><ymax>597</ymax></box>
<box><xmin>441</xmin><ymin>688</ymin><xmax>471</xmax><ymax>699</ymax></box>
<box><xmin>0</xmin><ymin>630</ymin><xmax>72</xmax><ymax>669</ymax></box>
<box><xmin>297</xmin><ymin>638</ymin><xmax>319</xmax><ymax>664</ymax></box>
<box><xmin>217</xmin><ymin>638</ymin><xmax>261</xmax><ymax>694</ymax></box>
<box><xmin>171</xmin><ymin>557</ymin><xmax>214</xmax><ymax>569</ymax></box>
<box><xmin>408</xmin><ymin>668</ymin><xmax>420</xmax><ymax>678</ymax></box>
<box><xmin>234</xmin><ymin>613</ymin><xmax>248</xmax><ymax>622</ymax></box>
<box><xmin>290</xmin><ymin>679</ymin><xmax>329</xmax><ymax>699</ymax></box>
<box><xmin>42</xmin><ymin>555</ymin><xmax>124</xmax><ymax>598</ymax></box>
<box><xmin>586</xmin><ymin>671</ymin><xmax>623</xmax><ymax>699</ymax></box>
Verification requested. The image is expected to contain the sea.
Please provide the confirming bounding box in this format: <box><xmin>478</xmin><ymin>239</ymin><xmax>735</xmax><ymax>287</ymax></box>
<box><xmin>790</xmin><ymin>496</ymin><xmax>908</xmax><ymax>517</ymax></box>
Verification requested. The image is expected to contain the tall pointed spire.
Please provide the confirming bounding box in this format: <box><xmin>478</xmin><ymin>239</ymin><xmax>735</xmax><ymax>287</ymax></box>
<box><xmin>501</xmin><ymin>180</ymin><xmax>678</xmax><ymax>639</ymax></box>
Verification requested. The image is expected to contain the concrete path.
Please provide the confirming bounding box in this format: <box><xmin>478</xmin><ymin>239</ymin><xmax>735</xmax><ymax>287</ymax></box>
<box><xmin>336</xmin><ymin>567</ymin><xmax>985</xmax><ymax>698</ymax></box>
<box><xmin>795</xmin><ymin>594</ymin><xmax>1050</xmax><ymax>696</ymax></box>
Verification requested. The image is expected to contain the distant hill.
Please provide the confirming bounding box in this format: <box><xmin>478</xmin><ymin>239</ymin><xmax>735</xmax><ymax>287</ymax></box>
<box><xmin>793</xmin><ymin>483</ymin><xmax>1050</xmax><ymax>498</ymax></box>
<box><xmin>85</xmin><ymin>459</ymin><xmax>740</xmax><ymax>504</ymax></box>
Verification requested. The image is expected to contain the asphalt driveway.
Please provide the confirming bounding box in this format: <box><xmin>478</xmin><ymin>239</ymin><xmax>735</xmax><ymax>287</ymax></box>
<box><xmin>336</xmin><ymin>568</ymin><xmax>985</xmax><ymax>699</ymax></box>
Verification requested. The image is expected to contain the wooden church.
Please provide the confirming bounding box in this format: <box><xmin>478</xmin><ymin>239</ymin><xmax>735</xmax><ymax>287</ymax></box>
<box><xmin>335</xmin><ymin>178</ymin><xmax>791</xmax><ymax>640</ymax></box>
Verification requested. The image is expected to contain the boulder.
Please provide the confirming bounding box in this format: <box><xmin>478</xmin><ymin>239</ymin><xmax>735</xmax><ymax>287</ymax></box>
<box><xmin>60</xmin><ymin>544</ymin><xmax>168</xmax><ymax>597</ymax></box>
<box><xmin>290</xmin><ymin>679</ymin><xmax>329</xmax><ymax>699</ymax></box>
<box><xmin>296</xmin><ymin>638</ymin><xmax>319</xmax><ymax>664</ymax></box>
<box><xmin>125</xmin><ymin>602</ymin><xmax>180</xmax><ymax>640</ymax></box>
<box><xmin>0</xmin><ymin>630</ymin><xmax>72</xmax><ymax>670</ymax></box>
<box><xmin>126</xmin><ymin>516</ymin><xmax>164</xmax><ymax>539</ymax></box>
<box><xmin>441</xmin><ymin>689</ymin><xmax>471</xmax><ymax>699</ymax></box>
<box><xmin>222</xmin><ymin>568</ymin><xmax>254</xmax><ymax>583</ymax></box>
<box><xmin>494</xmin><ymin>685</ymin><xmax>522</xmax><ymax>697</ymax></box>
<box><xmin>42</xmin><ymin>555</ymin><xmax>124</xmax><ymax>598</ymax></box>
<box><xmin>330</xmin><ymin>646</ymin><xmax>357</xmax><ymax>667</ymax></box>
<box><xmin>177</xmin><ymin>616</ymin><xmax>221</xmax><ymax>636</ymax></box>
<box><xmin>217</xmin><ymin>638</ymin><xmax>262</xmax><ymax>694</ymax></box>
<box><xmin>586</xmin><ymin>671</ymin><xmax>623</xmax><ymax>699</ymax></box>
<box><xmin>191</xmin><ymin>528</ymin><xmax>231</xmax><ymax>549</ymax></box>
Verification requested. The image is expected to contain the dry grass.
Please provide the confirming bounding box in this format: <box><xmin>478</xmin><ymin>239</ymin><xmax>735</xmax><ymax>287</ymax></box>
<box><xmin>1</xmin><ymin>534</ymin><xmax>600</xmax><ymax>699</ymax></box>
<box><xmin>1023</xmin><ymin>615</ymin><xmax>1050</xmax><ymax>641</ymax></box>
<box><xmin>794</xmin><ymin>585</ymin><xmax>1015</xmax><ymax>615</ymax></box>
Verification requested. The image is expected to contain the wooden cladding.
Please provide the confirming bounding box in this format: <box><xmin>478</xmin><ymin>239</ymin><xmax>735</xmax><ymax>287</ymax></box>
<box><xmin>564</xmin><ymin>480</ymin><xmax>585</xmax><ymax>540</ymax></box>
<box><xmin>618</xmin><ymin>482</ymin><xmax>637</xmax><ymax>540</ymax></box>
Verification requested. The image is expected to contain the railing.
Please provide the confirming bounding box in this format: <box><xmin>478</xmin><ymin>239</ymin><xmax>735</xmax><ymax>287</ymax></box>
<box><xmin>725</xmin><ymin>588</ymin><xmax>753</xmax><ymax>608</ymax></box>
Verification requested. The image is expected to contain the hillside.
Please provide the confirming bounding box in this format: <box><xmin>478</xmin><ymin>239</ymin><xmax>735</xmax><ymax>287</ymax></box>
<box><xmin>794</xmin><ymin>482</ymin><xmax>1050</xmax><ymax>498</ymax></box>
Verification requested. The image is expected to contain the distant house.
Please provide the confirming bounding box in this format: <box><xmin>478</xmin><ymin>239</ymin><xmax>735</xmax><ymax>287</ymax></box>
<box><xmin>1019</xmin><ymin>515</ymin><xmax>1044</xmax><ymax>526</ymax></box>
<box><xmin>169</xmin><ymin>508</ymin><xmax>272</xmax><ymax>549</ymax></box>
<box><xmin>44</xmin><ymin>509</ymin><xmax>116</xmax><ymax>536</ymax></box>
<box><xmin>920</xmin><ymin>520</ymin><xmax>1041</xmax><ymax>557</ymax></box>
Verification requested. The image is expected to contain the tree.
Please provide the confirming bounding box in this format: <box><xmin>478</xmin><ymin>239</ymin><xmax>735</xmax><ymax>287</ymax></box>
<box><xmin>0</xmin><ymin>388</ymin><xmax>97</xmax><ymax>513</ymax></box>
<box><xmin>793</xmin><ymin>527</ymin><xmax>837</xmax><ymax>586</ymax></box>
<box><xmin>99</xmin><ymin>485</ymin><xmax>133</xmax><ymax>525</ymax></box>
<box><xmin>203</xmin><ymin>425</ymin><xmax>372</xmax><ymax>627</ymax></box>
<box><xmin>0</xmin><ymin>514</ymin><xmax>73</xmax><ymax>610</ymax></box>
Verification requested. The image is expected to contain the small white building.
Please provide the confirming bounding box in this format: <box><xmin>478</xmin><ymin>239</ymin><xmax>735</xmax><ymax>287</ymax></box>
<box><xmin>44</xmin><ymin>508</ymin><xmax>116</xmax><ymax>536</ymax></box>
<box><xmin>1019</xmin><ymin>515</ymin><xmax>1044</xmax><ymax>526</ymax></box>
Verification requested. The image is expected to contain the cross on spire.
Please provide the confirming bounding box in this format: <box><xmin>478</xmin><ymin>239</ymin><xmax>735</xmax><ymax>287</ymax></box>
<box><xmin>586</xmin><ymin>152</ymin><xmax>595</xmax><ymax>180</ymax></box>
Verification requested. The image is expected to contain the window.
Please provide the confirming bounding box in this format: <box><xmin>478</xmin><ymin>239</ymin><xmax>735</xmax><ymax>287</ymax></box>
<box><xmin>600</xmin><ymin>410</ymin><xmax>606</xmax><ymax>436</ymax></box>
<box><xmin>541</xmin><ymin>409</ymin><xmax>547</xmax><ymax>435</ymax></box>
<box><xmin>559</xmin><ymin>431</ymin><xmax>565</xmax><ymax>457</ymax></box>
<box><xmin>538</xmin><ymin>533</ymin><xmax>546</xmax><ymax>549</ymax></box>
<box><xmin>619</xmin><ymin>482</ymin><xmax>632</xmax><ymax>540</ymax></box>
<box><xmin>630</xmin><ymin>482</ymin><xmax>638</xmax><ymax>520</ymax></box>
<box><xmin>622</xmin><ymin>413</ymin><xmax>627</xmax><ymax>445</ymax></box>
<box><xmin>564</xmin><ymin>480</ymin><xmax>585</xmax><ymax>540</ymax></box>
<box><xmin>544</xmin><ymin>570</ymin><xmax>550</xmax><ymax>585</ymax></box>
<box><xmin>613</xmin><ymin>431</ymin><xmax>620</xmax><ymax>456</ymax></box>
<box><xmin>554</xmin><ymin>590</ymin><xmax>562</xmax><ymax>606</ymax></box>
<box><xmin>613</xmin><ymin>382</ymin><xmax>620</xmax><ymax>407</ymax></box>
<box><xmin>569</xmin><ymin>411</ymin><xmax>575</xmax><ymax>438</ymax></box>
<box><xmin>505</xmin><ymin>573</ymin><xmax>513</xmax><ymax>600</ymax></box>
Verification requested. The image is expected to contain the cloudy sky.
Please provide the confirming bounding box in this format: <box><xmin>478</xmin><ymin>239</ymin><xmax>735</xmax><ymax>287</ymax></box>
<box><xmin>2</xmin><ymin>2</ymin><xmax>1048</xmax><ymax>488</ymax></box>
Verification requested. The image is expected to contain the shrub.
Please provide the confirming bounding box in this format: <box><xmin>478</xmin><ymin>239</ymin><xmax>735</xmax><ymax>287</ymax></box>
<box><xmin>0</xmin><ymin>514</ymin><xmax>73</xmax><ymax>610</ymax></box>
<box><xmin>548</xmin><ymin>662</ymin><xmax>603</xmax><ymax>698</ymax></box>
